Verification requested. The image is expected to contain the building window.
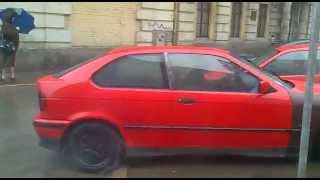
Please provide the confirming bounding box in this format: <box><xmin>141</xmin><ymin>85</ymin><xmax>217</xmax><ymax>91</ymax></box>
<box><xmin>257</xmin><ymin>4</ymin><xmax>268</xmax><ymax>38</ymax></box>
<box><xmin>196</xmin><ymin>2</ymin><xmax>210</xmax><ymax>38</ymax></box>
<box><xmin>230</xmin><ymin>2</ymin><xmax>242</xmax><ymax>38</ymax></box>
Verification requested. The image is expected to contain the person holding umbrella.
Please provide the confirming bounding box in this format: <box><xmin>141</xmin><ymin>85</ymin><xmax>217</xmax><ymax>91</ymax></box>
<box><xmin>0</xmin><ymin>8</ymin><xmax>35</xmax><ymax>82</ymax></box>
<box><xmin>0</xmin><ymin>9</ymin><xmax>19</xmax><ymax>81</ymax></box>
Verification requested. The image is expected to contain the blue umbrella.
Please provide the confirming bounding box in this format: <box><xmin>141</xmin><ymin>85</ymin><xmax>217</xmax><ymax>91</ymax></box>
<box><xmin>0</xmin><ymin>8</ymin><xmax>35</xmax><ymax>34</ymax></box>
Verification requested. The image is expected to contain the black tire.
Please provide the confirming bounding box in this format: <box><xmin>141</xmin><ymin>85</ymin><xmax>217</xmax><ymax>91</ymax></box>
<box><xmin>63</xmin><ymin>122</ymin><xmax>124</xmax><ymax>173</ymax></box>
<box><xmin>310</xmin><ymin>134</ymin><xmax>320</xmax><ymax>162</ymax></box>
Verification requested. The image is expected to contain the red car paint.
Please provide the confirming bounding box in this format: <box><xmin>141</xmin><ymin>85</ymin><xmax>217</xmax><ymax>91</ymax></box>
<box><xmin>258</xmin><ymin>44</ymin><xmax>320</xmax><ymax>83</ymax></box>
<box><xmin>33</xmin><ymin>45</ymin><xmax>320</xmax><ymax>155</ymax></box>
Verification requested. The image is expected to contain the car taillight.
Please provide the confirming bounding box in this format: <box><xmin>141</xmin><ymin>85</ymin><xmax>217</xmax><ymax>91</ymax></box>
<box><xmin>38</xmin><ymin>91</ymin><xmax>47</xmax><ymax>111</ymax></box>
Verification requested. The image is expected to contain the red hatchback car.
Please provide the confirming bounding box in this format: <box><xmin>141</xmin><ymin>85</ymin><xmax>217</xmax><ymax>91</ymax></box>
<box><xmin>251</xmin><ymin>44</ymin><xmax>320</xmax><ymax>83</ymax></box>
<box><xmin>33</xmin><ymin>46</ymin><xmax>320</xmax><ymax>172</ymax></box>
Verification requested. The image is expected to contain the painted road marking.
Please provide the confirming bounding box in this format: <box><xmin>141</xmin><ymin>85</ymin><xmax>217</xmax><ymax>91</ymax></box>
<box><xmin>0</xmin><ymin>83</ymin><xmax>35</xmax><ymax>88</ymax></box>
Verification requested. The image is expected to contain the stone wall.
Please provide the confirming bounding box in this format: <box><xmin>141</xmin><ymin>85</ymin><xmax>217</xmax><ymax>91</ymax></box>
<box><xmin>280</xmin><ymin>2</ymin><xmax>292</xmax><ymax>41</ymax></box>
<box><xmin>136</xmin><ymin>2</ymin><xmax>196</xmax><ymax>46</ymax></box>
<box><xmin>244</xmin><ymin>2</ymin><xmax>271</xmax><ymax>41</ymax></box>
<box><xmin>213</xmin><ymin>2</ymin><xmax>273</xmax><ymax>42</ymax></box>
<box><xmin>136</xmin><ymin>2</ymin><xmax>174</xmax><ymax>45</ymax></box>
<box><xmin>69</xmin><ymin>2</ymin><xmax>138</xmax><ymax>47</ymax></box>
<box><xmin>297</xmin><ymin>3</ymin><xmax>311</xmax><ymax>39</ymax></box>
<box><xmin>268</xmin><ymin>2</ymin><xmax>282</xmax><ymax>40</ymax></box>
<box><xmin>177</xmin><ymin>2</ymin><xmax>196</xmax><ymax>44</ymax></box>
<box><xmin>0</xmin><ymin>2</ymin><xmax>312</xmax><ymax>49</ymax></box>
<box><xmin>215</xmin><ymin>2</ymin><xmax>232</xmax><ymax>41</ymax></box>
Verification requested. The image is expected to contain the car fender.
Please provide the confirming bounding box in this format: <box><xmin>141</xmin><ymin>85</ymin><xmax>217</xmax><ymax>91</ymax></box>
<box><xmin>66</xmin><ymin>111</ymin><xmax>125</xmax><ymax>138</ymax></box>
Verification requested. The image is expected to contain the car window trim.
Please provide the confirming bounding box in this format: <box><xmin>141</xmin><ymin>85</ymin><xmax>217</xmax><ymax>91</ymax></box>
<box><xmin>164</xmin><ymin>52</ymin><xmax>175</xmax><ymax>90</ymax></box>
<box><xmin>160</xmin><ymin>52</ymin><xmax>170</xmax><ymax>89</ymax></box>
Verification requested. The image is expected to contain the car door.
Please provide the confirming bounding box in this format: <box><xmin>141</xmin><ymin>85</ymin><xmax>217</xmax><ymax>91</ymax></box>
<box><xmin>165</xmin><ymin>53</ymin><xmax>292</xmax><ymax>150</ymax></box>
<box><xmin>92</xmin><ymin>53</ymin><xmax>176</xmax><ymax>148</ymax></box>
<box><xmin>261</xmin><ymin>50</ymin><xmax>320</xmax><ymax>83</ymax></box>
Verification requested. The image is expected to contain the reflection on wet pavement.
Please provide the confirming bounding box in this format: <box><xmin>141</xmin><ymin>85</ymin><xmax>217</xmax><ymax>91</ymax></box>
<box><xmin>1</xmin><ymin>75</ymin><xmax>320</xmax><ymax>178</ymax></box>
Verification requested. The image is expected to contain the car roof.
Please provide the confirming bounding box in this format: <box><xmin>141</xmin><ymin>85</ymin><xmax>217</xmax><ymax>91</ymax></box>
<box><xmin>275</xmin><ymin>39</ymin><xmax>311</xmax><ymax>48</ymax></box>
<box><xmin>108</xmin><ymin>45</ymin><xmax>230</xmax><ymax>55</ymax></box>
<box><xmin>284</xmin><ymin>39</ymin><xmax>310</xmax><ymax>45</ymax></box>
<box><xmin>275</xmin><ymin>43</ymin><xmax>320</xmax><ymax>52</ymax></box>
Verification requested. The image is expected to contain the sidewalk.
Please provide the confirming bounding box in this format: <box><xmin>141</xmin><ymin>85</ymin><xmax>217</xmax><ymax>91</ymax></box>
<box><xmin>15</xmin><ymin>47</ymin><xmax>110</xmax><ymax>73</ymax></box>
<box><xmin>194</xmin><ymin>41</ymin><xmax>272</xmax><ymax>56</ymax></box>
<box><xmin>0</xmin><ymin>71</ymin><xmax>48</xmax><ymax>86</ymax></box>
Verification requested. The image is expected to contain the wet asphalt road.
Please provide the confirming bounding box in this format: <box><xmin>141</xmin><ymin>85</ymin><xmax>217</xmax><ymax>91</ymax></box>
<box><xmin>1</xmin><ymin>72</ymin><xmax>320</xmax><ymax>178</ymax></box>
<box><xmin>0</xmin><ymin>80</ymin><xmax>126</xmax><ymax>178</ymax></box>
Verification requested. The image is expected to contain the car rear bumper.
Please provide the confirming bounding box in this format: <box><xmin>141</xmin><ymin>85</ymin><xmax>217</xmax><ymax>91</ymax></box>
<box><xmin>38</xmin><ymin>137</ymin><xmax>61</xmax><ymax>151</ymax></box>
<box><xmin>33</xmin><ymin>117</ymin><xmax>71</xmax><ymax>151</ymax></box>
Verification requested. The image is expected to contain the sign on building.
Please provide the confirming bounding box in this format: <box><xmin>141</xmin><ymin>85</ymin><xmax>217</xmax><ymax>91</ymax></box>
<box><xmin>152</xmin><ymin>30</ymin><xmax>172</xmax><ymax>45</ymax></box>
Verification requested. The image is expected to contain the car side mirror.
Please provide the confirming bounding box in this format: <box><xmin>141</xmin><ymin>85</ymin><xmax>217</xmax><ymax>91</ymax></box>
<box><xmin>259</xmin><ymin>81</ymin><xmax>272</xmax><ymax>94</ymax></box>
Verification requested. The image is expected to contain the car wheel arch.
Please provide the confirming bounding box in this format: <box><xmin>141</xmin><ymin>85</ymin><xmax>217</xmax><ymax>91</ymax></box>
<box><xmin>60</xmin><ymin>118</ymin><xmax>125</xmax><ymax>151</ymax></box>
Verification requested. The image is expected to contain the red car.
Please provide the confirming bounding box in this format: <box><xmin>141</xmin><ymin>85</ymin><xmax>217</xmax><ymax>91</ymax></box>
<box><xmin>33</xmin><ymin>46</ymin><xmax>320</xmax><ymax>172</ymax></box>
<box><xmin>248</xmin><ymin>44</ymin><xmax>320</xmax><ymax>83</ymax></box>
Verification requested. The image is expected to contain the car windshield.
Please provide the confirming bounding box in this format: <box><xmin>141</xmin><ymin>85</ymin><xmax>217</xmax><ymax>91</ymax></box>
<box><xmin>232</xmin><ymin>54</ymin><xmax>293</xmax><ymax>89</ymax></box>
<box><xmin>251</xmin><ymin>47</ymin><xmax>278</xmax><ymax>64</ymax></box>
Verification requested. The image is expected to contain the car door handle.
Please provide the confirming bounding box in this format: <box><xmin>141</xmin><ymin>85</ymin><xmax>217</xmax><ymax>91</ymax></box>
<box><xmin>177</xmin><ymin>98</ymin><xmax>197</xmax><ymax>104</ymax></box>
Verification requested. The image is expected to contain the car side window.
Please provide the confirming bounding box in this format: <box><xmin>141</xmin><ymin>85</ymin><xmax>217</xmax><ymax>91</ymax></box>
<box><xmin>93</xmin><ymin>54</ymin><xmax>168</xmax><ymax>89</ymax></box>
<box><xmin>264</xmin><ymin>50</ymin><xmax>320</xmax><ymax>76</ymax></box>
<box><xmin>167</xmin><ymin>53</ymin><xmax>260</xmax><ymax>93</ymax></box>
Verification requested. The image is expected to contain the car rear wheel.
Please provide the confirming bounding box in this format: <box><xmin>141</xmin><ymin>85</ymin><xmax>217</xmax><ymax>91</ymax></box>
<box><xmin>310</xmin><ymin>134</ymin><xmax>320</xmax><ymax>161</ymax></box>
<box><xmin>63</xmin><ymin>122</ymin><xmax>124</xmax><ymax>173</ymax></box>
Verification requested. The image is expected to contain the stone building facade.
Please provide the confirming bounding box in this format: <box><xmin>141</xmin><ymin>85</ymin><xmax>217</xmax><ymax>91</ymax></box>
<box><xmin>0</xmin><ymin>2</ymin><xmax>313</xmax><ymax>49</ymax></box>
<box><xmin>0</xmin><ymin>2</ymin><xmax>71</xmax><ymax>49</ymax></box>
<box><xmin>68</xmin><ymin>2</ymin><xmax>138</xmax><ymax>47</ymax></box>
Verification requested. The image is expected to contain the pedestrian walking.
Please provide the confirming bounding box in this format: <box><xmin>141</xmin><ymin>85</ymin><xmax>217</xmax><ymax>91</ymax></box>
<box><xmin>0</xmin><ymin>9</ymin><xmax>19</xmax><ymax>81</ymax></box>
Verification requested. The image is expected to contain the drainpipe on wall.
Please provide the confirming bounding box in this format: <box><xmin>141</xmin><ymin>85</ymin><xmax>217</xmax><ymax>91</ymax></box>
<box><xmin>287</xmin><ymin>3</ymin><xmax>293</xmax><ymax>41</ymax></box>
<box><xmin>278</xmin><ymin>2</ymin><xmax>284</xmax><ymax>42</ymax></box>
<box><xmin>306</xmin><ymin>3</ymin><xmax>312</xmax><ymax>39</ymax></box>
<box><xmin>44</xmin><ymin>3</ymin><xmax>48</xmax><ymax>49</ymax></box>
<box><xmin>172</xmin><ymin>2</ymin><xmax>180</xmax><ymax>45</ymax></box>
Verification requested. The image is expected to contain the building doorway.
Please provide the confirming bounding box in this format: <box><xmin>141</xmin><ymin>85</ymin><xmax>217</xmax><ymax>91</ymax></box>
<box><xmin>230</xmin><ymin>2</ymin><xmax>242</xmax><ymax>38</ymax></box>
<box><xmin>196</xmin><ymin>2</ymin><xmax>210</xmax><ymax>38</ymax></box>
